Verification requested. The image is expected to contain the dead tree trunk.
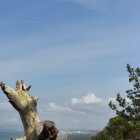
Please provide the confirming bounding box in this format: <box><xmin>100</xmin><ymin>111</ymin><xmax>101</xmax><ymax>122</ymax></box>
<box><xmin>0</xmin><ymin>80</ymin><xmax>59</xmax><ymax>140</ymax></box>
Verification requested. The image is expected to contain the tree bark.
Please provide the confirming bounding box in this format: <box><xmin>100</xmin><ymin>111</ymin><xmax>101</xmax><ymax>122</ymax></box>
<box><xmin>0</xmin><ymin>80</ymin><xmax>59</xmax><ymax>140</ymax></box>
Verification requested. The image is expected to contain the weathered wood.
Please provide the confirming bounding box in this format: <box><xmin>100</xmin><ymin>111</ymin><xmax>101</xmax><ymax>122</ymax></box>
<box><xmin>0</xmin><ymin>80</ymin><xmax>59</xmax><ymax>140</ymax></box>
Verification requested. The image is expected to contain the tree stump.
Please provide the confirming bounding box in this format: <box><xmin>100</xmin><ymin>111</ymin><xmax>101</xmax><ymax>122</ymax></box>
<box><xmin>0</xmin><ymin>80</ymin><xmax>59</xmax><ymax>140</ymax></box>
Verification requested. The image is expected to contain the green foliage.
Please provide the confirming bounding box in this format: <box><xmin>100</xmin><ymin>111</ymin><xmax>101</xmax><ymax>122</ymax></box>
<box><xmin>91</xmin><ymin>130</ymin><xmax>111</xmax><ymax>140</ymax></box>
<box><xmin>91</xmin><ymin>116</ymin><xmax>130</xmax><ymax>140</ymax></box>
<box><xmin>109</xmin><ymin>64</ymin><xmax>140</xmax><ymax>123</ymax></box>
<box><xmin>92</xmin><ymin>64</ymin><xmax>140</xmax><ymax>140</ymax></box>
<box><xmin>91</xmin><ymin>116</ymin><xmax>140</xmax><ymax>140</ymax></box>
<box><xmin>106</xmin><ymin>116</ymin><xmax>130</xmax><ymax>139</ymax></box>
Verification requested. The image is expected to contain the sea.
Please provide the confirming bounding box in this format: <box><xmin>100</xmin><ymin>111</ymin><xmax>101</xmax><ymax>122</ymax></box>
<box><xmin>0</xmin><ymin>131</ymin><xmax>24</xmax><ymax>140</ymax></box>
<box><xmin>0</xmin><ymin>130</ymin><xmax>97</xmax><ymax>140</ymax></box>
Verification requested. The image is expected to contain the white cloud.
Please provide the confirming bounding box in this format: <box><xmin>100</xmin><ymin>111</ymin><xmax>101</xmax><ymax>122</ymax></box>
<box><xmin>62</xmin><ymin>0</ymin><xmax>95</xmax><ymax>5</ymax></box>
<box><xmin>0</xmin><ymin>94</ymin><xmax>116</xmax><ymax>130</ymax></box>
<box><xmin>0</xmin><ymin>101</ymin><xmax>22</xmax><ymax>130</ymax></box>
<box><xmin>46</xmin><ymin>102</ymin><xmax>85</xmax><ymax>115</ymax></box>
<box><xmin>1</xmin><ymin>117</ymin><xmax>18</xmax><ymax>125</ymax></box>
<box><xmin>59</xmin><ymin>0</ymin><xmax>97</xmax><ymax>7</ymax></box>
<box><xmin>43</xmin><ymin>93</ymin><xmax>115</xmax><ymax>130</ymax></box>
<box><xmin>59</xmin><ymin>0</ymin><xmax>120</xmax><ymax>11</ymax></box>
<box><xmin>0</xmin><ymin>42</ymin><xmax>123</xmax><ymax>82</ymax></box>
<box><xmin>71</xmin><ymin>93</ymin><xmax>102</xmax><ymax>104</ymax></box>
<box><xmin>107</xmin><ymin>97</ymin><xmax>116</xmax><ymax>102</ymax></box>
<box><xmin>0</xmin><ymin>101</ymin><xmax>12</xmax><ymax>111</ymax></box>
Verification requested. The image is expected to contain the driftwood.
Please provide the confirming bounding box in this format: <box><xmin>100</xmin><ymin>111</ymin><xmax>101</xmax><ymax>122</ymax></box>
<box><xmin>0</xmin><ymin>80</ymin><xmax>59</xmax><ymax>140</ymax></box>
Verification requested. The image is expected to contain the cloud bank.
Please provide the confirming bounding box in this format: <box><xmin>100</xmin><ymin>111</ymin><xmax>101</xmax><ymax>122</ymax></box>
<box><xmin>71</xmin><ymin>93</ymin><xmax>102</xmax><ymax>104</ymax></box>
<box><xmin>45</xmin><ymin>93</ymin><xmax>115</xmax><ymax>130</ymax></box>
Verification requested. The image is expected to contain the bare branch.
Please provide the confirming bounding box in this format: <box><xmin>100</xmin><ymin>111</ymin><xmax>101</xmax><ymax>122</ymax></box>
<box><xmin>0</xmin><ymin>81</ymin><xmax>5</xmax><ymax>88</ymax></box>
<box><xmin>0</xmin><ymin>80</ymin><xmax>59</xmax><ymax>140</ymax></box>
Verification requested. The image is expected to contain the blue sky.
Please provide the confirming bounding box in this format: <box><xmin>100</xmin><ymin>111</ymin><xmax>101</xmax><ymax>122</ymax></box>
<box><xmin>0</xmin><ymin>0</ymin><xmax>140</xmax><ymax>131</ymax></box>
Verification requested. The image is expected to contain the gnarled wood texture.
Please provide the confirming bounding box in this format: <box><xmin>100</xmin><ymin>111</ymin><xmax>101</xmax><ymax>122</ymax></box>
<box><xmin>0</xmin><ymin>80</ymin><xmax>59</xmax><ymax>140</ymax></box>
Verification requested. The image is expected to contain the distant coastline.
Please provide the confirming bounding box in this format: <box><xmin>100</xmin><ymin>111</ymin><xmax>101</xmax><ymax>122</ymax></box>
<box><xmin>0</xmin><ymin>129</ymin><xmax>98</xmax><ymax>140</ymax></box>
